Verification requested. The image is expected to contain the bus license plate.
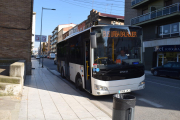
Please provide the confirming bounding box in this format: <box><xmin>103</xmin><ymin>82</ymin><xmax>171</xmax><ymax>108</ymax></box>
<box><xmin>119</xmin><ymin>89</ymin><xmax>131</xmax><ymax>93</ymax></box>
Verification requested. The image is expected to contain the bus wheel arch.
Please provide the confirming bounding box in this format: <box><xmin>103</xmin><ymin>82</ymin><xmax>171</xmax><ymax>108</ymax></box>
<box><xmin>75</xmin><ymin>73</ymin><xmax>83</xmax><ymax>91</ymax></box>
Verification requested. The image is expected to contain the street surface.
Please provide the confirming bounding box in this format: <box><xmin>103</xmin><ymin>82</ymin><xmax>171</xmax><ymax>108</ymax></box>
<box><xmin>37</xmin><ymin>58</ymin><xmax>180</xmax><ymax>120</ymax></box>
<box><xmin>37</xmin><ymin>57</ymin><xmax>57</xmax><ymax>70</ymax></box>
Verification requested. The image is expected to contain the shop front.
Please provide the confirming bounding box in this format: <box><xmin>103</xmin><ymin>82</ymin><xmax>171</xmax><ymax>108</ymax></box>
<box><xmin>155</xmin><ymin>45</ymin><xmax>180</xmax><ymax>67</ymax></box>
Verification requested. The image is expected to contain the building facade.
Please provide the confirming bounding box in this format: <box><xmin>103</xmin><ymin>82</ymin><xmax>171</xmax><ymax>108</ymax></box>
<box><xmin>51</xmin><ymin>23</ymin><xmax>76</xmax><ymax>53</ymax></box>
<box><xmin>85</xmin><ymin>9</ymin><xmax>124</xmax><ymax>29</ymax></box>
<box><xmin>47</xmin><ymin>35</ymin><xmax>51</xmax><ymax>55</ymax></box>
<box><xmin>69</xmin><ymin>25</ymin><xmax>79</xmax><ymax>36</ymax></box>
<box><xmin>63</xmin><ymin>31</ymin><xmax>69</xmax><ymax>40</ymax></box>
<box><xmin>58</xmin><ymin>26</ymin><xmax>73</xmax><ymax>42</ymax></box>
<box><xmin>78</xmin><ymin>20</ymin><xmax>86</xmax><ymax>32</ymax></box>
<box><xmin>0</xmin><ymin>0</ymin><xmax>33</xmax><ymax>75</ymax></box>
<box><xmin>32</xmin><ymin>12</ymin><xmax>36</xmax><ymax>54</ymax></box>
<box><xmin>125</xmin><ymin>0</ymin><xmax>180</xmax><ymax>70</ymax></box>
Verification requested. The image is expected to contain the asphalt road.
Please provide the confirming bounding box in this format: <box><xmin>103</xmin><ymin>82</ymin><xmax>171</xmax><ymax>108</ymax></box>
<box><xmin>35</xmin><ymin>58</ymin><xmax>180</xmax><ymax>120</ymax></box>
<box><xmin>36</xmin><ymin>57</ymin><xmax>57</xmax><ymax>70</ymax></box>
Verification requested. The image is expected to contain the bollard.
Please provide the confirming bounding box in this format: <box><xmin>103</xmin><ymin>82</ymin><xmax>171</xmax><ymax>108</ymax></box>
<box><xmin>112</xmin><ymin>93</ymin><xmax>136</xmax><ymax>120</ymax></box>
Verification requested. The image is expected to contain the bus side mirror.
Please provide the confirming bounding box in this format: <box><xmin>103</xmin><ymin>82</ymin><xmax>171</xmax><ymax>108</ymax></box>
<box><xmin>90</xmin><ymin>32</ymin><xmax>97</xmax><ymax>48</ymax></box>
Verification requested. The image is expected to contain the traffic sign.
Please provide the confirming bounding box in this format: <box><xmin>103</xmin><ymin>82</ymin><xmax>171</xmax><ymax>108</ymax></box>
<box><xmin>35</xmin><ymin>35</ymin><xmax>47</xmax><ymax>42</ymax></box>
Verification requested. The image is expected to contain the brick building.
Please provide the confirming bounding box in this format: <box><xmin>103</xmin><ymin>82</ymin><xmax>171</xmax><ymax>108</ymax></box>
<box><xmin>0</xmin><ymin>0</ymin><xmax>33</xmax><ymax>75</ymax></box>
<box><xmin>63</xmin><ymin>31</ymin><xmax>69</xmax><ymax>40</ymax></box>
<box><xmin>85</xmin><ymin>9</ymin><xmax>124</xmax><ymax>29</ymax></box>
<box><xmin>78</xmin><ymin>20</ymin><xmax>86</xmax><ymax>32</ymax></box>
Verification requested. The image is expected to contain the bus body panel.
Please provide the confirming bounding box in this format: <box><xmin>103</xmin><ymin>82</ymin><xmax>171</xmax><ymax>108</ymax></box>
<box><xmin>69</xmin><ymin>63</ymin><xmax>85</xmax><ymax>88</ymax></box>
<box><xmin>91</xmin><ymin>74</ymin><xmax>145</xmax><ymax>96</ymax></box>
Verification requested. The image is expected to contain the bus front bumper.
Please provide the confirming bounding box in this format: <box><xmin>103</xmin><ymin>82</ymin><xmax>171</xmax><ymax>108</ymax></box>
<box><xmin>92</xmin><ymin>75</ymin><xmax>145</xmax><ymax>96</ymax></box>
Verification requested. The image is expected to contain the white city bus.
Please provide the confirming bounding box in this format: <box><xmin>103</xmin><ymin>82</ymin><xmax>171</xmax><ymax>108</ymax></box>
<box><xmin>57</xmin><ymin>25</ymin><xmax>145</xmax><ymax>96</ymax></box>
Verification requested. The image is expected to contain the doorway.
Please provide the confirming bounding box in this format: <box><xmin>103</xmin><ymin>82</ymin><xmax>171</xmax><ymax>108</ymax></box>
<box><xmin>157</xmin><ymin>54</ymin><xmax>164</xmax><ymax>67</ymax></box>
<box><xmin>84</xmin><ymin>39</ymin><xmax>91</xmax><ymax>92</ymax></box>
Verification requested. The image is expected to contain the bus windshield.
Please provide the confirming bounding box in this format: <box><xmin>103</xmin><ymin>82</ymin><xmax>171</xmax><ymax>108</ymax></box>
<box><xmin>93</xmin><ymin>26</ymin><xmax>142</xmax><ymax>66</ymax></box>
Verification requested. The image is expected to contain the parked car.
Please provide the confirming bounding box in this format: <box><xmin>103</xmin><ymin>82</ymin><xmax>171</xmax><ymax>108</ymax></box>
<box><xmin>47</xmin><ymin>56</ymin><xmax>50</xmax><ymax>58</ymax></box>
<box><xmin>151</xmin><ymin>62</ymin><xmax>180</xmax><ymax>78</ymax></box>
<box><xmin>49</xmin><ymin>53</ymin><xmax>55</xmax><ymax>59</ymax></box>
<box><xmin>36</xmin><ymin>55</ymin><xmax>40</xmax><ymax>59</ymax></box>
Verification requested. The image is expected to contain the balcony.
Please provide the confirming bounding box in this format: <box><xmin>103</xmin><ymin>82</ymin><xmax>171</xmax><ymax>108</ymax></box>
<box><xmin>131</xmin><ymin>0</ymin><xmax>150</xmax><ymax>9</ymax></box>
<box><xmin>131</xmin><ymin>3</ymin><xmax>180</xmax><ymax>26</ymax></box>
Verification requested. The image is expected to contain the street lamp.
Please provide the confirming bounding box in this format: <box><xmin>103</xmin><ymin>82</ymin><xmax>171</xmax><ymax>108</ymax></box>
<box><xmin>39</xmin><ymin>7</ymin><xmax>56</xmax><ymax>67</ymax></box>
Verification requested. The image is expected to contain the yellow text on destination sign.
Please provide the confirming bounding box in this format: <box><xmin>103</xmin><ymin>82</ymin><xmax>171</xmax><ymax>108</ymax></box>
<box><xmin>103</xmin><ymin>31</ymin><xmax>137</xmax><ymax>38</ymax></box>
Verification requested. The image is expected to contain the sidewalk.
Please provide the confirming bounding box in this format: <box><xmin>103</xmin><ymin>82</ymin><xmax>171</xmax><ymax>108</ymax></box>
<box><xmin>18</xmin><ymin>59</ymin><xmax>111</xmax><ymax>120</ymax></box>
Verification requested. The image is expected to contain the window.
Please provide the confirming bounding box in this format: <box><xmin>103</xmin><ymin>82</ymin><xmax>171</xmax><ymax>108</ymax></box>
<box><xmin>158</xmin><ymin>22</ymin><xmax>180</xmax><ymax>38</ymax></box>
<box><xmin>69</xmin><ymin>35</ymin><xmax>82</xmax><ymax>62</ymax></box>
<box><xmin>163</xmin><ymin>24</ymin><xmax>170</xmax><ymax>35</ymax></box>
<box><xmin>171</xmin><ymin>23</ymin><xmax>179</xmax><ymax>34</ymax></box>
<box><xmin>163</xmin><ymin>63</ymin><xmax>172</xmax><ymax>67</ymax></box>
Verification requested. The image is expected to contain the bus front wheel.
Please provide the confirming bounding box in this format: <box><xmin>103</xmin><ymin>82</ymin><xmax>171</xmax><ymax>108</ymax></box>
<box><xmin>76</xmin><ymin>76</ymin><xmax>83</xmax><ymax>91</ymax></box>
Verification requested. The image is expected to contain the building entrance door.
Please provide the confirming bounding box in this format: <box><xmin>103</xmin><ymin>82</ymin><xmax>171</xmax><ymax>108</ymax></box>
<box><xmin>157</xmin><ymin>54</ymin><xmax>164</xmax><ymax>67</ymax></box>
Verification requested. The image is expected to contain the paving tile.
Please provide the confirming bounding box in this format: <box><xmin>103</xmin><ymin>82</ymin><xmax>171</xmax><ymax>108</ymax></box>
<box><xmin>80</xmin><ymin>117</ymin><xmax>96</xmax><ymax>120</ymax></box>
<box><xmin>95</xmin><ymin>116</ymin><xmax>112</xmax><ymax>120</ymax></box>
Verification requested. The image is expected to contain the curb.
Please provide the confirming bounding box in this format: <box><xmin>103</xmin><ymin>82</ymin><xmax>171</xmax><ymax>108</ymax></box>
<box><xmin>43</xmin><ymin>63</ymin><xmax>112</xmax><ymax>118</ymax></box>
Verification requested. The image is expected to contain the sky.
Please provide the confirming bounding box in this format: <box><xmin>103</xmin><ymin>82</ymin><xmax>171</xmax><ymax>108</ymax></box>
<box><xmin>33</xmin><ymin>0</ymin><xmax>125</xmax><ymax>51</ymax></box>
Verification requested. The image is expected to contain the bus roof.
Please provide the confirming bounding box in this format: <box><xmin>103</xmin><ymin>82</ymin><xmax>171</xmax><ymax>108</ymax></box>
<box><xmin>58</xmin><ymin>25</ymin><xmax>141</xmax><ymax>44</ymax></box>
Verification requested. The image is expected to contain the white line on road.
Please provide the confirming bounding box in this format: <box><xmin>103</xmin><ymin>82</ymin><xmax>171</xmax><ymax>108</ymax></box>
<box><xmin>138</xmin><ymin>98</ymin><xmax>163</xmax><ymax>108</ymax></box>
<box><xmin>146</xmin><ymin>80</ymin><xmax>180</xmax><ymax>90</ymax></box>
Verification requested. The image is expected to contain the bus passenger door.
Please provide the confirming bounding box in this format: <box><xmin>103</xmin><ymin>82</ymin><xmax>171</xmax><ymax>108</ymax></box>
<box><xmin>84</xmin><ymin>39</ymin><xmax>92</xmax><ymax>92</ymax></box>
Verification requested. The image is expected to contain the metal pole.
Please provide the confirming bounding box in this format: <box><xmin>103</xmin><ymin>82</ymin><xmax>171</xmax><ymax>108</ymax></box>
<box><xmin>40</xmin><ymin>7</ymin><xmax>43</xmax><ymax>67</ymax></box>
<box><xmin>39</xmin><ymin>7</ymin><xmax>43</xmax><ymax>65</ymax></box>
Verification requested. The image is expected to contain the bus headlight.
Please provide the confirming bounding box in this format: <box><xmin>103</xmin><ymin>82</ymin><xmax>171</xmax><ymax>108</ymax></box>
<box><xmin>94</xmin><ymin>84</ymin><xmax>108</xmax><ymax>91</ymax></box>
<box><xmin>139</xmin><ymin>81</ymin><xmax>145</xmax><ymax>86</ymax></box>
<box><xmin>139</xmin><ymin>81</ymin><xmax>145</xmax><ymax>89</ymax></box>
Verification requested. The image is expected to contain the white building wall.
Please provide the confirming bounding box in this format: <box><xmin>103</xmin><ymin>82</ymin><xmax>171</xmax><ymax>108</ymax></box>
<box><xmin>32</xmin><ymin>12</ymin><xmax>36</xmax><ymax>52</ymax></box>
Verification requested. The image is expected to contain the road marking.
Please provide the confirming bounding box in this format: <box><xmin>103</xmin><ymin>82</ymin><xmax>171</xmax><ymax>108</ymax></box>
<box><xmin>138</xmin><ymin>98</ymin><xmax>163</xmax><ymax>108</ymax></box>
<box><xmin>146</xmin><ymin>80</ymin><xmax>180</xmax><ymax>90</ymax></box>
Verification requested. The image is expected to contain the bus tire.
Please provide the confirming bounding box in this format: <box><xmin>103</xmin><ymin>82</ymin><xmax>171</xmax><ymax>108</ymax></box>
<box><xmin>75</xmin><ymin>74</ymin><xmax>83</xmax><ymax>91</ymax></box>
<box><xmin>61</xmin><ymin>68</ymin><xmax>64</xmax><ymax>78</ymax></box>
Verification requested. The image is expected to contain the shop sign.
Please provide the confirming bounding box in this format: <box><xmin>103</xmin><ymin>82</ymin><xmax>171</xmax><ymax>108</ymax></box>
<box><xmin>155</xmin><ymin>45</ymin><xmax>180</xmax><ymax>52</ymax></box>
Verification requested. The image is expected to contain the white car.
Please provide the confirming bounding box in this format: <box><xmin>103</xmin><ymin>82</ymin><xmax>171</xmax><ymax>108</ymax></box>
<box><xmin>36</xmin><ymin>55</ymin><xmax>40</xmax><ymax>59</ymax></box>
<box><xmin>49</xmin><ymin>53</ymin><xmax>55</xmax><ymax>59</ymax></box>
